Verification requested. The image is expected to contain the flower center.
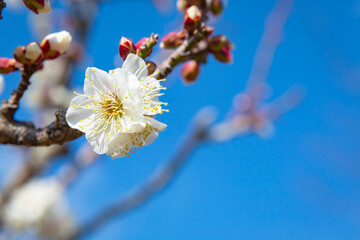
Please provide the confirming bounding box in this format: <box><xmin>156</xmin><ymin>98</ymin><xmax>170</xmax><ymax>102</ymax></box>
<box><xmin>101</xmin><ymin>98</ymin><xmax>125</xmax><ymax>117</ymax></box>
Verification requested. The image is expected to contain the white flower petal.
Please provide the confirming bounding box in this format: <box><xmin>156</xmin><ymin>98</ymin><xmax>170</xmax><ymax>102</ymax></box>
<box><xmin>108</xmin><ymin>68</ymin><xmax>129</xmax><ymax>97</ymax></box>
<box><xmin>84</xmin><ymin>67</ymin><xmax>113</xmax><ymax>95</ymax></box>
<box><xmin>146</xmin><ymin>116</ymin><xmax>167</xmax><ymax>132</ymax></box>
<box><xmin>66</xmin><ymin>95</ymin><xmax>95</xmax><ymax>131</ymax></box>
<box><xmin>122</xmin><ymin>53</ymin><xmax>148</xmax><ymax>79</ymax></box>
<box><xmin>86</xmin><ymin>129</ymin><xmax>109</xmax><ymax>154</ymax></box>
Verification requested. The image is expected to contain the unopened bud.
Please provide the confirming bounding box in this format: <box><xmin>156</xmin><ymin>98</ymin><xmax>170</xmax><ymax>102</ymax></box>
<box><xmin>213</xmin><ymin>46</ymin><xmax>233</xmax><ymax>63</ymax></box>
<box><xmin>210</xmin><ymin>0</ymin><xmax>223</xmax><ymax>15</ymax></box>
<box><xmin>184</xmin><ymin>5</ymin><xmax>202</xmax><ymax>33</ymax></box>
<box><xmin>160</xmin><ymin>31</ymin><xmax>185</xmax><ymax>49</ymax></box>
<box><xmin>146</xmin><ymin>61</ymin><xmax>157</xmax><ymax>75</ymax></box>
<box><xmin>119</xmin><ymin>37</ymin><xmax>136</xmax><ymax>60</ymax></box>
<box><xmin>136</xmin><ymin>34</ymin><xmax>158</xmax><ymax>59</ymax></box>
<box><xmin>41</xmin><ymin>31</ymin><xmax>72</xmax><ymax>59</ymax></box>
<box><xmin>177</xmin><ymin>0</ymin><xmax>201</xmax><ymax>11</ymax></box>
<box><xmin>208</xmin><ymin>35</ymin><xmax>232</xmax><ymax>52</ymax></box>
<box><xmin>0</xmin><ymin>58</ymin><xmax>17</xmax><ymax>74</ymax></box>
<box><xmin>22</xmin><ymin>0</ymin><xmax>51</xmax><ymax>14</ymax></box>
<box><xmin>136</xmin><ymin>38</ymin><xmax>153</xmax><ymax>57</ymax></box>
<box><xmin>13</xmin><ymin>46</ymin><xmax>27</xmax><ymax>64</ymax></box>
<box><xmin>181</xmin><ymin>60</ymin><xmax>200</xmax><ymax>84</ymax></box>
<box><xmin>25</xmin><ymin>42</ymin><xmax>43</xmax><ymax>64</ymax></box>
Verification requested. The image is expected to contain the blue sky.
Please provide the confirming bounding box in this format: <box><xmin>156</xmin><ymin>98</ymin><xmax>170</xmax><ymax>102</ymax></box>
<box><xmin>1</xmin><ymin>0</ymin><xmax>360</xmax><ymax>239</ymax></box>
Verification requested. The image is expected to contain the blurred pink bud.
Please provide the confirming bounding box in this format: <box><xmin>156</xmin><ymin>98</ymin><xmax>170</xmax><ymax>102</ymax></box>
<box><xmin>213</xmin><ymin>46</ymin><xmax>233</xmax><ymax>63</ymax></box>
<box><xmin>210</xmin><ymin>0</ymin><xmax>223</xmax><ymax>15</ymax></box>
<box><xmin>177</xmin><ymin>0</ymin><xmax>201</xmax><ymax>11</ymax></box>
<box><xmin>208</xmin><ymin>35</ymin><xmax>233</xmax><ymax>52</ymax></box>
<box><xmin>146</xmin><ymin>61</ymin><xmax>157</xmax><ymax>75</ymax></box>
<box><xmin>22</xmin><ymin>0</ymin><xmax>51</xmax><ymax>14</ymax></box>
<box><xmin>13</xmin><ymin>46</ymin><xmax>27</xmax><ymax>64</ymax></box>
<box><xmin>136</xmin><ymin>38</ymin><xmax>153</xmax><ymax>57</ymax></box>
<box><xmin>119</xmin><ymin>37</ymin><xmax>136</xmax><ymax>60</ymax></box>
<box><xmin>204</xmin><ymin>25</ymin><xmax>214</xmax><ymax>37</ymax></box>
<box><xmin>41</xmin><ymin>31</ymin><xmax>72</xmax><ymax>59</ymax></box>
<box><xmin>0</xmin><ymin>58</ymin><xmax>17</xmax><ymax>74</ymax></box>
<box><xmin>181</xmin><ymin>60</ymin><xmax>200</xmax><ymax>84</ymax></box>
<box><xmin>184</xmin><ymin>5</ymin><xmax>202</xmax><ymax>33</ymax></box>
<box><xmin>25</xmin><ymin>42</ymin><xmax>43</xmax><ymax>63</ymax></box>
<box><xmin>160</xmin><ymin>31</ymin><xmax>185</xmax><ymax>49</ymax></box>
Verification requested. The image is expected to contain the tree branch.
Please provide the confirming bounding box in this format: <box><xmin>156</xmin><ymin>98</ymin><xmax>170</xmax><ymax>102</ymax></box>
<box><xmin>0</xmin><ymin>109</ymin><xmax>83</xmax><ymax>146</ymax></box>
<box><xmin>157</xmin><ymin>25</ymin><xmax>208</xmax><ymax>78</ymax></box>
<box><xmin>0</xmin><ymin>0</ymin><xmax>5</xmax><ymax>20</ymax></box>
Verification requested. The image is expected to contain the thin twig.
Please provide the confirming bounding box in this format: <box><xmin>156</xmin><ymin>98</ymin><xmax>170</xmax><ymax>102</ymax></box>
<box><xmin>1</xmin><ymin>65</ymin><xmax>39</xmax><ymax>120</ymax></box>
<box><xmin>246</xmin><ymin>0</ymin><xmax>294</xmax><ymax>106</ymax></box>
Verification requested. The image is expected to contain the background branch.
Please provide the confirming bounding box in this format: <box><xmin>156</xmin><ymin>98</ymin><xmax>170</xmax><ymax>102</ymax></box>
<box><xmin>70</xmin><ymin>108</ymin><xmax>216</xmax><ymax>240</ymax></box>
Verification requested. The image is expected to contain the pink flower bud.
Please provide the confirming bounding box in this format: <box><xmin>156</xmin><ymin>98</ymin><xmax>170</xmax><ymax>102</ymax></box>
<box><xmin>119</xmin><ymin>37</ymin><xmax>136</xmax><ymax>60</ymax></box>
<box><xmin>177</xmin><ymin>0</ymin><xmax>201</xmax><ymax>11</ymax></box>
<box><xmin>160</xmin><ymin>31</ymin><xmax>186</xmax><ymax>49</ymax></box>
<box><xmin>25</xmin><ymin>42</ymin><xmax>43</xmax><ymax>63</ymax></box>
<box><xmin>13</xmin><ymin>46</ymin><xmax>27</xmax><ymax>64</ymax></box>
<box><xmin>213</xmin><ymin>46</ymin><xmax>233</xmax><ymax>63</ymax></box>
<box><xmin>41</xmin><ymin>31</ymin><xmax>72</xmax><ymax>59</ymax></box>
<box><xmin>210</xmin><ymin>0</ymin><xmax>223</xmax><ymax>15</ymax></box>
<box><xmin>184</xmin><ymin>5</ymin><xmax>202</xmax><ymax>33</ymax></box>
<box><xmin>136</xmin><ymin>38</ymin><xmax>153</xmax><ymax>57</ymax></box>
<box><xmin>22</xmin><ymin>0</ymin><xmax>51</xmax><ymax>14</ymax></box>
<box><xmin>208</xmin><ymin>35</ymin><xmax>232</xmax><ymax>52</ymax></box>
<box><xmin>146</xmin><ymin>61</ymin><xmax>157</xmax><ymax>75</ymax></box>
<box><xmin>181</xmin><ymin>60</ymin><xmax>200</xmax><ymax>84</ymax></box>
<box><xmin>0</xmin><ymin>58</ymin><xmax>17</xmax><ymax>74</ymax></box>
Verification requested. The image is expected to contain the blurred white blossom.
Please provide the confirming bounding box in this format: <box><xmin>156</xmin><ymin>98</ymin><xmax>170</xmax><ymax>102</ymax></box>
<box><xmin>25</xmin><ymin>59</ymin><xmax>72</xmax><ymax>109</ymax></box>
<box><xmin>2</xmin><ymin>178</ymin><xmax>75</xmax><ymax>239</ymax></box>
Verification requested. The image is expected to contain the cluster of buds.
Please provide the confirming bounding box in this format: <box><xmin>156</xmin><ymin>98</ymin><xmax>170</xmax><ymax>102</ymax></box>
<box><xmin>13</xmin><ymin>31</ymin><xmax>72</xmax><ymax>66</ymax></box>
<box><xmin>0</xmin><ymin>58</ymin><xmax>17</xmax><ymax>74</ymax></box>
<box><xmin>177</xmin><ymin>0</ymin><xmax>223</xmax><ymax>16</ymax></box>
<box><xmin>22</xmin><ymin>0</ymin><xmax>51</xmax><ymax>14</ymax></box>
<box><xmin>160</xmin><ymin>31</ymin><xmax>186</xmax><ymax>49</ymax></box>
<box><xmin>119</xmin><ymin>35</ymin><xmax>159</xmax><ymax>74</ymax></box>
<box><xmin>178</xmin><ymin>31</ymin><xmax>233</xmax><ymax>83</ymax></box>
<box><xmin>208</xmin><ymin>35</ymin><xmax>233</xmax><ymax>63</ymax></box>
<box><xmin>119</xmin><ymin>35</ymin><xmax>158</xmax><ymax>60</ymax></box>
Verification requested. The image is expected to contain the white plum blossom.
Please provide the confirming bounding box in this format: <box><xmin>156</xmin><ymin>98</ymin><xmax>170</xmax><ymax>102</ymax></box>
<box><xmin>2</xmin><ymin>178</ymin><xmax>75</xmax><ymax>240</ymax></box>
<box><xmin>66</xmin><ymin>54</ymin><xmax>168</xmax><ymax>158</ymax></box>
